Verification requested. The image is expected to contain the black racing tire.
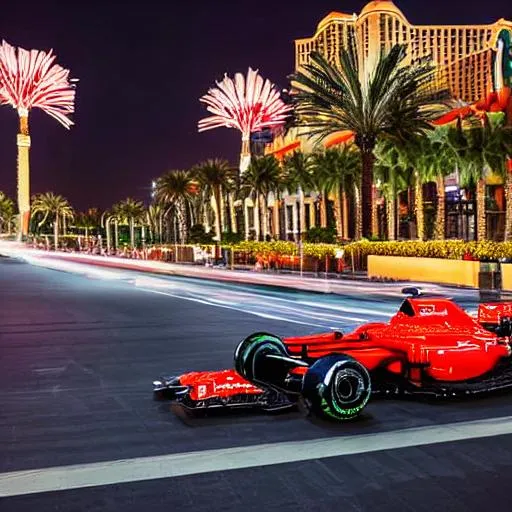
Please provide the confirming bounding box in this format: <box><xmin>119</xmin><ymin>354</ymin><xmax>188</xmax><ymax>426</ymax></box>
<box><xmin>234</xmin><ymin>332</ymin><xmax>288</xmax><ymax>386</ymax></box>
<box><xmin>302</xmin><ymin>354</ymin><xmax>371</xmax><ymax>421</ymax></box>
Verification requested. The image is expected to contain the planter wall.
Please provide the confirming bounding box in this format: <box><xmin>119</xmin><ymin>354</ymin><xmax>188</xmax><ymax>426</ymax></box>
<box><xmin>501</xmin><ymin>264</ymin><xmax>512</xmax><ymax>291</ymax></box>
<box><xmin>368</xmin><ymin>255</ymin><xmax>480</xmax><ymax>287</ymax></box>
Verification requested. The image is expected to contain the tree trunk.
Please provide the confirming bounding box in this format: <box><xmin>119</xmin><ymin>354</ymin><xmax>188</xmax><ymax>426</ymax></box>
<box><xmin>298</xmin><ymin>186</ymin><xmax>306</xmax><ymax>239</ymax></box>
<box><xmin>254</xmin><ymin>196</ymin><xmax>261</xmax><ymax>241</ymax></box>
<box><xmin>53</xmin><ymin>216</ymin><xmax>59</xmax><ymax>251</ymax></box>
<box><xmin>240</xmin><ymin>133</ymin><xmax>251</xmax><ymax>174</ymax></box>
<box><xmin>283</xmin><ymin>198</ymin><xmax>289</xmax><ymax>241</ymax></box>
<box><xmin>229</xmin><ymin>192</ymin><xmax>237</xmax><ymax>233</ymax></box>
<box><xmin>353</xmin><ymin>182</ymin><xmax>362</xmax><ymax>240</ymax></box>
<box><xmin>334</xmin><ymin>186</ymin><xmax>343</xmax><ymax>239</ymax></box>
<box><xmin>244</xmin><ymin>200</ymin><xmax>250</xmax><ymax>240</ymax></box>
<box><xmin>476</xmin><ymin>178</ymin><xmax>486</xmax><ymax>241</ymax></box>
<box><xmin>260</xmin><ymin>194</ymin><xmax>268</xmax><ymax>241</ymax></box>
<box><xmin>177</xmin><ymin>199</ymin><xmax>187</xmax><ymax>243</ymax></box>
<box><xmin>219</xmin><ymin>186</ymin><xmax>226</xmax><ymax>236</ymax></box>
<box><xmin>320</xmin><ymin>191</ymin><xmax>327</xmax><ymax>228</ymax></box>
<box><xmin>505</xmin><ymin>171</ymin><xmax>512</xmax><ymax>241</ymax></box>
<box><xmin>114</xmin><ymin>221</ymin><xmax>119</xmax><ymax>249</ymax></box>
<box><xmin>213</xmin><ymin>187</ymin><xmax>222</xmax><ymax>241</ymax></box>
<box><xmin>342</xmin><ymin>190</ymin><xmax>349</xmax><ymax>240</ymax></box>
<box><xmin>434</xmin><ymin>175</ymin><xmax>446</xmax><ymax>240</ymax></box>
<box><xmin>273</xmin><ymin>196</ymin><xmax>280</xmax><ymax>239</ymax></box>
<box><xmin>130</xmin><ymin>218</ymin><xmax>135</xmax><ymax>248</ymax></box>
<box><xmin>415</xmin><ymin>175</ymin><xmax>425</xmax><ymax>241</ymax></box>
<box><xmin>371</xmin><ymin>184</ymin><xmax>379</xmax><ymax>238</ymax></box>
<box><xmin>360</xmin><ymin>150</ymin><xmax>375</xmax><ymax>239</ymax></box>
<box><xmin>203</xmin><ymin>198</ymin><xmax>211</xmax><ymax>234</ymax></box>
<box><xmin>386</xmin><ymin>195</ymin><xmax>396</xmax><ymax>241</ymax></box>
<box><xmin>17</xmin><ymin>113</ymin><xmax>31</xmax><ymax>240</ymax></box>
<box><xmin>386</xmin><ymin>169</ymin><xmax>396</xmax><ymax>241</ymax></box>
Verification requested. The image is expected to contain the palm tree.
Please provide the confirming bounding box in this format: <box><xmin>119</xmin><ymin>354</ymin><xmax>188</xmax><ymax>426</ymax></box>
<box><xmin>31</xmin><ymin>192</ymin><xmax>73</xmax><ymax>250</ymax></box>
<box><xmin>401</xmin><ymin>136</ymin><xmax>439</xmax><ymax>241</ymax></box>
<box><xmin>241</xmin><ymin>155</ymin><xmax>282</xmax><ymax>240</ymax></box>
<box><xmin>323</xmin><ymin>146</ymin><xmax>361</xmax><ymax>240</ymax></box>
<box><xmin>74</xmin><ymin>208</ymin><xmax>102</xmax><ymax>239</ymax></box>
<box><xmin>193</xmin><ymin>159</ymin><xmax>233</xmax><ymax>241</ymax></box>
<box><xmin>198</xmin><ymin>68</ymin><xmax>291</xmax><ymax>173</ymax></box>
<box><xmin>290</xmin><ymin>44</ymin><xmax>450</xmax><ymax>239</ymax></box>
<box><xmin>428</xmin><ymin>125</ymin><xmax>467</xmax><ymax>240</ymax></box>
<box><xmin>480</xmin><ymin>114</ymin><xmax>512</xmax><ymax>240</ymax></box>
<box><xmin>309</xmin><ymin>152</ymin><xmax>332</xmax><ymax>229</ymax></box>
<box><xmin>283</xmin><ymin>151</ymin><xmax>314</xmax><ymax>239</ymax></box>
<box><xmin>0</xmin><ymin>41</ymin><xmax>76</xmax><ymax>239</ymax></box>
<box><xmin>375</xmin><ymin>140</ymin><xmax>402</xmax><ymax>241</ymax></box>
<box><xmin>112</xmin><ymin>198</ymin><xmax>145</xmax><ymax>249</ymax></box>
<box><xmin>460</xmin><ymin>113</ymin><xmax>512</xmax><ymax>240</ymax></box>
<box><xmin>309</xmin><ymin>148</ymin><xmax>360</xmax><ymax>236</ymax></box>
<box><xmin>154</xmin><ymin>170</ymin><xmax>197</xmax><ymax>244</ymax></box>
<box><xmin>0</xmin><ymin>192</ymin><xmax>15</xmax><ymax>235</ymax></box>
<box><xmin>146</xmin><ymin>203</ymin><xmax>165</xmax><ymax>244</ymax></box>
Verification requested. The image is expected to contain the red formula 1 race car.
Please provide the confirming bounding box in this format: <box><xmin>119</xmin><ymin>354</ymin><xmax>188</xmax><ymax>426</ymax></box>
<box><xmin>153</xmin><ymin>289</ymin><xmax>512</xmax><ymax>421</ymax></box>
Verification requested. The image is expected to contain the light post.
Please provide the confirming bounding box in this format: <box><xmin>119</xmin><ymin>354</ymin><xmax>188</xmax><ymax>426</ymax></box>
<box><xmin>104</xmin><ymin>215</ymin><xmax>119</xmax><ymax>254</ymax></box>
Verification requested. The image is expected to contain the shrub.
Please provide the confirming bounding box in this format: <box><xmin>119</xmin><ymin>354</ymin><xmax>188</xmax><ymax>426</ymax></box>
<box><xmin>221</xmin><ymin>231</ymin><xmax>244</xmax><ymax>244</ymax></box>
<box><xmin>304</xmin><ymin>226</ymin><xmax>337</xmax><ymax>244</ymax></box>
<box><xmin>189</xmin><ymin>224</ymin><xmax>215</xmax><ymax>244</ymax></box>
<box><xmin>343</xmin><ymin>240</ymin><xmax>512</xmax><ymax>261</ymax></box>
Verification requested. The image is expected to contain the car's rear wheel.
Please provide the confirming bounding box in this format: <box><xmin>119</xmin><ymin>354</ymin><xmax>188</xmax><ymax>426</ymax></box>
<box><xmin>302</xmin><ymin>354</ymin><xmax>371</xmax><ymax>421</ymax></box>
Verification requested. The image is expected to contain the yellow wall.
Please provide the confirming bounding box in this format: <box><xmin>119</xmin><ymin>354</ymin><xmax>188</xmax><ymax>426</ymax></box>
<box><xmin>501</xmin><ymin>264</ymin><xmax>512</xmax><ymax>291</ymax></box>
<box><xmin>368</xmin><ymin>255</ymin><xmax>480</xmax><ymax>287</ymax></box>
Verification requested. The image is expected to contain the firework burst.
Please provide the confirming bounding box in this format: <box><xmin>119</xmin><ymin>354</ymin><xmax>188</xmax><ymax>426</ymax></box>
<box><xmin>0</xmin><ymin>39</ymin><xmax>77</xmax><ymax>239</ymax></box>
<box><xmin>198</xmin><ymin>67</ymin><xmax>291</xmax><ymax>138</ymax></box>
<box><xmin>0</xmin><ymin>40</ymin><xmax>76</xmax><ymax>128</ymax></box>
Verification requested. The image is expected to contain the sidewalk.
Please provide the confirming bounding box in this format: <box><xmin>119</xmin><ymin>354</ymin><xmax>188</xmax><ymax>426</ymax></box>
<box><xmin>0</xmin><ymin>241</ymin><xmax>474</xmax><ymax>296</ymax></box>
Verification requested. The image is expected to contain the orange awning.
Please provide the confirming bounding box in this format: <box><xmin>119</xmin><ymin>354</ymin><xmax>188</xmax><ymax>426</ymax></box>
<box><xmin>269</xmin><ymin>140</ymin><xmax>301</xmax><ymax>160</ymax></box>
<box><xmin>324</xmin><ymin>130</ymin><xmax>354</xmax><ymax>148</ymax></box>
<box><xmin>431</xmin><ymin>106</ymin><xmax>473</xmax><ymax>126</ymax></box>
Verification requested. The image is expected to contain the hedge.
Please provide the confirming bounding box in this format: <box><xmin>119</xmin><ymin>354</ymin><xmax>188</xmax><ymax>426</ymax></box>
<box><xmin>225</xmin><ymin>240</ymin><xmax>512</xmax><ymax>261</ymax></box>
<box><xmin>137</xmin><ymin>240</ymin><xmax>512</xmax><ymax>262</ymax></box>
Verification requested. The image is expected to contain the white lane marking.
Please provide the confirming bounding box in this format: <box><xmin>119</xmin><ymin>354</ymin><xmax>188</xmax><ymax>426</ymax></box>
<box><xmin>33</xmin><ymin>367</ymin><xmax>65</xmax><ymax>375</ymax></box>
<box><xmin>2</xmin><ymin>415</ymin><xmax>512</xmax><ymax>497</ymax></box>
<box><xmin>137</xmin><ymin>288</ymin><xmax>330</xmax><ymax>328</ymax></box>
<box><xmin>137</xmin><ymin>282</ymin><xmax>372</xmax><ymax>325</ymax></box>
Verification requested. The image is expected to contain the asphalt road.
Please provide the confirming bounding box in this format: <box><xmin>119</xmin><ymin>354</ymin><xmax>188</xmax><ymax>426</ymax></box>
<box><xmin>1</xmin><ymin>256</ymin><xmax>512</xmax><ymax>511</ymax></box>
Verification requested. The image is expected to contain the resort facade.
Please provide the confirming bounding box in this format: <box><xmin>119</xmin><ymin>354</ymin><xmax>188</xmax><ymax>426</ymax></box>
<box><xmin>252</xmin><ymin>0</ymin><xmax>512</xmax><ymax>242</ymax></box>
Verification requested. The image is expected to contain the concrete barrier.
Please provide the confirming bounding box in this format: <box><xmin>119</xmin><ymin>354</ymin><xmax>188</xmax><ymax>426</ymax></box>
<box><xmin>368</xmin><ymin>255</ymin><xmax>480</xmax><ymax>287</ymax></box>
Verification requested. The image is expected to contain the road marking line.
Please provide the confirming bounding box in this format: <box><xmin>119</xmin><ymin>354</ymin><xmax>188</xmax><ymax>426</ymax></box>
<box><xmin>33</xmin><ymin>367</ymin><xmax>65</xmax><ymax>374</ymax></box>
<box><xmin>138</xmin><ymin>288</ymin><xmax>330</xmax><ymax>328</ymax></box>
<box><xmin>2</xmin><ymin>415</ymin><xmax>512</xmax><ymax>497</ymax></box>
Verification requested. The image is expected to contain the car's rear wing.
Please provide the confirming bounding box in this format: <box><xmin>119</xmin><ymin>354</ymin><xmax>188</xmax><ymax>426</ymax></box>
<box><xmin>478</xmin><ymin>303</ymin><xmax>512</xmax><ymax>336</ymax></box>
<box><xmin>478</xmin><ymin>303</ymin><xmax>512</xmax><ymax>324</ymax></box>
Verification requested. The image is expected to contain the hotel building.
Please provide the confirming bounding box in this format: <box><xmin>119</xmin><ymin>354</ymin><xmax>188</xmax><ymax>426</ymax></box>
<box><xmin>295</xmin><ymin>1</ymin><xmax>512</xmax><ymax>103</ymax></box>
<box><xmin>257</xmin><ymin>1</ymin><xmax>512</xmax><ymax>242</ymax></box>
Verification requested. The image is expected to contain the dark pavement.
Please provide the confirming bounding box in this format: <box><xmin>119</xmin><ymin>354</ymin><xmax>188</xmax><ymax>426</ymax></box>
<box><xmin>1</xmin><ymin>256</ymin><xmax>512</xmax><ymax>511</ymax></box>
<box><xmin>2</xmin><ymin>435</ymin><xmax>511</xmax><ymax>512</ymax></box>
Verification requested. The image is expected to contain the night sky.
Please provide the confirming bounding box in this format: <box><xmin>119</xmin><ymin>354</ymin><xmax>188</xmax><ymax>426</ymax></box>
<box><xmin>0</xmin><ymin>0</ymin><xmax>510</xmax><ymax>211</ymax></box>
